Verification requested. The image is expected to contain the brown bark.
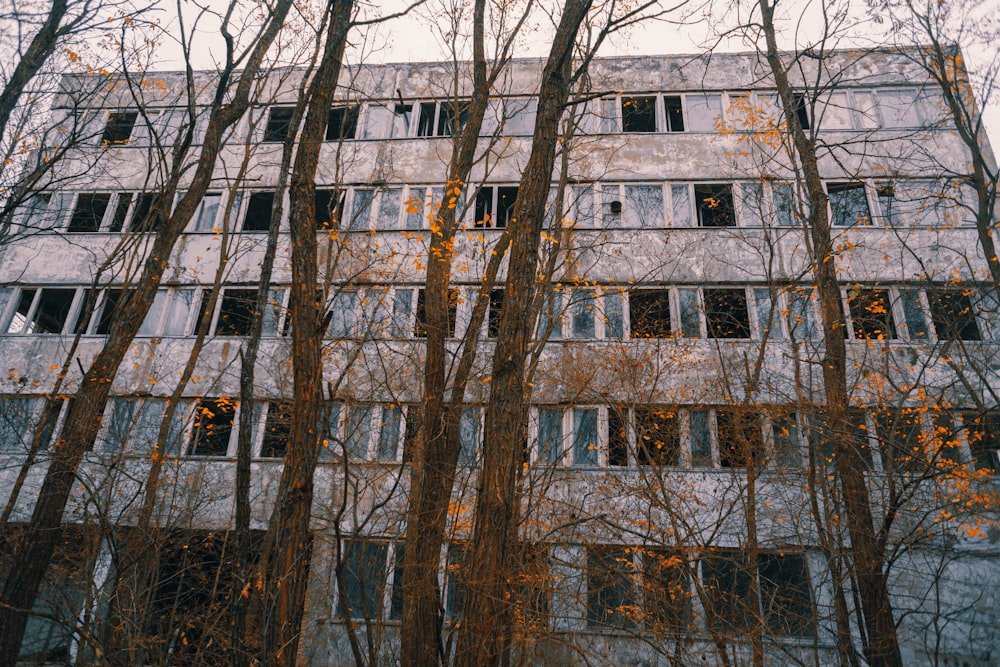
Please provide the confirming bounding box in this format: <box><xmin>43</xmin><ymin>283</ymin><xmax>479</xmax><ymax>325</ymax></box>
<box><xmin>453</xmin><ymin>3</ymin><xmax>592</xmax><ymax>665</ymax></box>
<box><xmin>0</xmin><ymin>2</ymin><xmax>295</xmax><ymax>660</ymax></box>
<box><xmin>757</xmin><ymin>1</ymin><xmax>903</xmax><ymax>664</ymax></box>
<box><xmin>259</xmin><ymin>2</ymin><xmax>353</xmax><ymax>664</ymax></box>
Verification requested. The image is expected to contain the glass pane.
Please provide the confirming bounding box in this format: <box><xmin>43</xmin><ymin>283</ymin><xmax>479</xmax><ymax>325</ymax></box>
<box><xmin>392</xmin><ymin>289</ymin><xmax>413</xmax><ymax>337</ymax></box>
<box><xmin>900</xmin><ymin>290</ymin><xmax>929</xmax><ymax>339</ymax></box>
<box><xmin>345</xmin><ymin>405</ymin><xmax>372</xmax><ymax>459</ymax></box>
<box><xmin>625</xmin><ymin>185</ymin><xmax>664</xmax><ymax>228</ymax></box>
<box><xmin>604</xmin><ymin>291</ymin><xmax>624</xmax><ymax>339</ymax></box>
<box><xmin>537</xmin><ymin>408</ymin><xmax>563</xmax><ymax>464</ymax></box>
<box><xmin>754</xmin><ymin>288</ymin><xmax>783</xmax><ymax>340</ymax></box>
<box><xmin>678</xmin><ymin>289</ymin><xmax>700</xmax><ymax>338</ymax></box>
<box><xmin>690</xmin><ymin>410</ymin><xmax>712</xmax><ymax>466</ymax></box>
<box><xmin>739</xmin><ymin>183</ymin><xmax>765</xmax><ymax>227</ymax></box>
<box><xmin>571</xmin><ymin>290</ymin><xmax>596</xmax><ymax>338</ymax></box>
<box><xmin>773</xmin><ymin>183</ymin><xmax>797</xmax><ymax>226</ymax></box>
<box><xmin>194</xmin><ymin>193</ymin><xmax>221</xmax><ymax>231</ymax></box>
<box><xmin>376</xmin><ymin>189</ymin><xmax>402</xmax><ymax>230</ymax></box>
<box><xmin>772</xmin><ymin>413</ymin><xmax>801</xmax><ymax>468</ymax></box>
<box><xmin>405</xmin><ymin>187</ymin><xmax>428</xmax><ymax>230</ymax></box>
<box><xmin>573</xmin><ymin>408</ymin><xmax>599</xmax><ymax>466</ymax></box>
<box><xmin>818</xmin><ymin>92</ymin><xmax>853</xmax><ymax>130</ymax></box>
<box><xmin>685</xmin><ymin>94</ymin><xmax>723</xmax><ymax>132</ymax></box>
<box><xmin>377</xmin><ymin>406</ymin><xmax>402</xmax><ymax>461</ymax></box>
<box><xmin>504</xmin><ymin>98</ymin><xmax>537</xmax><ymax>136</ymax></box>
<box><xmin>349</xmin><ymin>189</ymin><xmax>374</xmax><ymax>230</ymax></box>
<box><xmin>572</xmin><ymin>186</ymin><xmax>594</xmax><ymax>228</ymax></box>
<box><xmin>329</xmin><ymin>291</ymin><xmax>356</xmax><ymax>338</ymax></box>
<box><xmin>459</xmin><ymin>407</ymin><xmax>480</xmax><ymax>465</ymax></box>
<box><xmin>162</xmin><ymin>289</ymin><xmax>193</xmax><ymax>336</ymax></box>
<box><xmin>878</xmin><ymin>90</ymin><xmax>920</xmax><ymax>128</ymax></box>
<box><xmin>670</xmin><ymin>185</ymin><xmax>692</xmax><ymax>227</ymax></box>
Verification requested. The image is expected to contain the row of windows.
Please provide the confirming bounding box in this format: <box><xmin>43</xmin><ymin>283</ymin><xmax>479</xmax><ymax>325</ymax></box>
<box><xmin>3</xmin><ymin>396</ymin><xmax>996</xmax><ymax>473</ymax></box>
<box><xmin>1</xmin><ymin>283</ymin><xmax>991</xmax><ymax>345</ymax></box>
<box><xmin>26</xmin><ymin>178</ymin><xmax>971</xmax><ymax>234</ymax></box>
<box><xmin>336</xmin><ymin>539</ymin><xmax>815</xmax><ymax>638</ymax></box>
<box><xmin>96</xmin><ymin>86</ymin><xmax>938</xmax><ymax>148</ymax></box>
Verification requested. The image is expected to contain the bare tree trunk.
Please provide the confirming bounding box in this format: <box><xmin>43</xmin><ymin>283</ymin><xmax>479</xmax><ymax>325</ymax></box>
<box><xmin>757</xmin><ymin>1</ymin><xmax>903</xmax><ymax>664</ymax></box>
<box><xmin>454</xmin><ymin>4</ymin><xmax>592</xmax><ymax>664</ymax></box>
<box><xmin>259</xmin><ymin>3</ymin><xmax>353</xmax><ymax>664</ymax></box>
<box><xmin>0</xmin><ymin>3</ymin><xmax>295</xmax><ymax>659</ymax></box>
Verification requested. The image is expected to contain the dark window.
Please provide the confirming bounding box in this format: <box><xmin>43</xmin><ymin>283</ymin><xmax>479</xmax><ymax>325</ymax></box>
<box><xmin>215</xmin><ymin>289</ymin><xmax>257</xmax><ymax>336</ymax></box>
<box><xmin>67</xmin><ymin>193</ymin><xmax>111</xmax><ymax>232</ymax></box>
<box><xmin>437</xmin><ymin>101</ymin><xmax>470</xmax><ymax>136</ymax></box>
<box><xmin>664</xmin><ymin>96</ymin><xmax>684</xmax><ymax>132</ymax></box>
<box><xmin>608</xmin><ymin>406</ymin><xmax>629</xmax><ymax>466</ymax></box>
<box><xmin>340</xmin><ymin>541</ymin><xmax>388</xmax><ymax>620</ymax></box>
<box><xmin>509</xmin><ymin>546</ymin><xmax>551</xmax><ymax>634</ymax></box>
<box><xmin>475</xmin><ymin>186</ymin><xmax>518</xmax><ymax>228</ymax></box>
<box><xmin>963</xmin><ymin>413</ymin><xmax>1000</xmax><ymax>472</ymax></box>
<box><xmin>629</xmin><ymin>289</ymin><xmax>672</xmax><ymax>338</ymax></box>
<box><xmin>417</xmin><ymin>102</ymin><xmax>437</xmax><ymax>137</ymax></box>
<box><xmin>635</xmin><ymin>407</ymin><xmax>680</xmax><ymax>466</ymax></box>
<box><xmin>9</xmin><ymin>288</ymin><xmax>78</xmax><ymax>334</ymax></box>
<box><xmin>189</xmin><ymin>398</ymin><xmax>235</xmax><ymax>456</ymax></box>
<box><xmin>130</xmin><ymin>192</ymin><xmax>162</xmax><ymax>232</ymax></box>
<box><xmin>101</xmin><ymin>111</ymin><xmax>137</xmax><ymax>144</ymax></box>
<box><xmin>643</xmin><ymin>549</ymin><xmax>690</xmax><ymax>633</ymax></box>
<box><xmin>758</xmin><ymin>553</ymin><xmax>815</xmax><ymax>637</ymax></box>
<box><xmin>848</xmin><ymin>288</ymin><xmax>896</xmax><ymax>339</ymax></box>
<box><xmin>792</xmin><ymin>93</ymin><xmax>810</xmax><ymax>130</ymax></box>
<box><xmin>928</xmin><ymin>289</ymin><xmax>980</xmax><ymax>341</ymax></box>
<box><xmin>701</xmin><ymin>550</ymin><xmax>753</xmax><ymax>634</ymax></box>
<box><xmin>414</xmin><ymin>288</ymin><xmax>458</xmax><ymax>338</ymax></box>
<box><xmin>695</xmin><ymin>184</ymin><xmax>735</xmax><ymax>227</ymax></box>
<box><xmin>263</xmin><ymin>107</ymin><xmax>294</xmax><ymax>142</ymax></box>
<box><xmin>587</xmin><ymin>546</ymin><xmax>637</xmax><ymax>629</ymax></box>
<box><xmin>95</xmin><ymin>289</ymin><xmax>125</xmax><ymax>335</ymax></box>
<box><xmin>621</xmin><ymin>96</ymin><xmax>657</xmax><ymax>132</ymax></box>
<box><xmin>242</xmin><ymin>192</ymin><xmax>276</xmax><ymax>232</ymax></box>
<box><xmin>315</xmin><ymin>189</ymin><xmax>345</xmax><ymax>229</ymax></box>
<box><xmin>487</xmin><ymin>289</ymin><xmax>505</xmax><ymax>338</ymax></box>
<box><xmin>810</xmin><ymin>408</ymin><xmax>874</xmax><ymax>470</ymax></box>
<box><xmin>717</xmin><ymin>408</ymin><xmax>764</xmax><ymax>468</ymax></box>
<box><xmin>828</xmin><ymin>183</ymin><xmax>871</xmax><ymax>227</ymax></box>
<box><xmin>704</xmin><ymin>288</ymin><xmax>751</xmax><ymax>338</ymax></box>
<box><xmin>260</xmin><ymin>402</ymin><xmax>292</xmax><ymax>458</ymax></box>
<box><xmin>445</xmin><ymin>544</ymin><xmax>467</xmax><ymax>621</ymax></box>
<box><xmin>109</xmin><ymin>193</ymin><xmax>133</xmax><ymax>232</ymax></box>
<box><xmin>326</xmin><ymin>105</ymin><xmax>359</xmax><ymax>140</ymax></box>
<box><xmin>388</xmin><ymin>544</ymin><xmax>405</xmax><ymax>620</ymax></box>
<box><xmin>874</xmin><ymin>408</ymin><xmax>927</xmax><ymax>473</ymax></box>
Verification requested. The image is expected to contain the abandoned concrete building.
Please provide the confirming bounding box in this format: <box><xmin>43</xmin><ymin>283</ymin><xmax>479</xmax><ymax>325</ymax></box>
<box><xmin>1</xmin><ymin>49</ymin><xmax>999</xmax><ymax>666</ymax></box>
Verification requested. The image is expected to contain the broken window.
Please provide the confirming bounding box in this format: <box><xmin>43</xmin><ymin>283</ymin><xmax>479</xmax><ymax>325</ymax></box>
<box><xmin>642</xmin><ymin>549</ymin><xmax>691</xmax><ymax>633</ymax></box>
<box><xmin>243</xmin><ymin>192</ymin><xmax>274</xmax><ymax>232</ymax></box>
<box><xmin>621</xmin><ymin>95</ymin><xmax>657</xmax><ymax>132</ymax></box>
<box><xmin>792</xmin><ymin>92</ymin><xmax>810</xmax><ymax>130</ymax></box>
<box><xmin>101</xmin><ymin>110</ymin><xmax>138</xmax><ymax>144</ymax></box>
<box><xmin>213</xmin><ymin>288</ymin><xmax>257</xmax><ymax>336</ymax></box>
<box><xmin>758</xmin><ymin>552</ymin><xmax>815</xmax><ymax>636</ymax></box>
<box><xmin>828</xmin><ymin>182</ymin><xmax>872</xmax><ymax>226</ymax></box>
<box><xmin>927</xmin><ymin>288</ymin><xmax>981</xmax><ymax>341</ymax></box>
<box><xmin>809</xmin><ymin>408</ymin><xmax>875</xmax><ymax>470</ymax></box>
<box><xmin>129</xmin><ymin>192</ymin><xmax>164</xmax><ymax>232</ymax></box>
<box><xmin>67</xmin><ymin>193</ymin><xmax>111</xmax><ymax>232</ymax></box>
<box><xmin>704</xmin><ymin>288</ymin><xmax>751</xmax><ymax>338</ymax></box>
<box><xmin>7</xmin><ymin>288</ymin><xmax>79</xmax><ymax>334</ymax></box>
<box><xmin>475</xmin><ymin>186</ymin><xmax>518</xmax><ymax>228</ymax></box>
<box><xmin>663</xmin><ymin>95</ymin><xmax>684</xmax><ymax>131</ymax></box>
<box><xmin>344</xmin><ymin>405</ymin><xmax>373</xmax><ymax>459</ymax></box>
<box><xmin>326</xmin><ymin>105</ymin><xmax>359</xmax><ymax>140</ymax></box>
<box><xmin>876</xmin><ymin>183</ymin><xmax>902</xmax><ymax>226</ymax></box>
<box><xmin>701</xmin><ymin>550</ymin><xmax>753</xmax><ymax>634</ymax></box>
<box><xmin>635</xmin><ymin>407</ymin><xmax>680</xmax><ymax>466</ymax></box>
<box><xmin>93</xmin><ymin>289</ymin><xmax>125</xmax><ymax>335</ymax></box>
<box><xmin>260</xmin><ymin>401</ymin><xmax>292</xmax><ymax>458</ymax></box>
<box><xmin>848</xmin><ymin>288</ymin><xmax>896</xmax><ymax>340</ymax></box>
<box><xmin>608</xmin><ymin>407</ymin><xmax>629</xmax><ymax>466</ymax></box>
<box><xmin>716</xmin><ymin>408</ymin><xmax>764</xmax><ymax>468</ymax></box>
<box><xmin>695</xmin><ymin>184</ymin><xmax>735</xmax><ymax>227</ymax></box>
<box><xmin>458</xmin><ymin>407</ymin><xmax>481</xmax><ymax>466</ymax></box>
<box><xmin>487</xmin><ymin>288</ymin><xmax>505</xmax><ymax>338</ymax></box>
<box><xmin>445</xmin><ymin>543</ymin><xmax>468</xmax><ymax>621</ymax></box>
<box><xmin>414</xmin><ymin>288</ymin><xmax>458</xmax><ymax>338</ymax></box>
<box><xmin>0</xmin><ymin>396</ymin><xmax>37</xmax><ymax>454</ymax></box>
<box><xmin>874</xmin><ymin>408</ymin><xmax>928</xmax><ymax>474</ymax></box>
<box><xmin>188</xmin><ymin>398</ymin><xmax>236</xmax><ymax>456</ymax></box>
<box><xmin>771</xmin><ymin>411</ymin><xmax>802</xmax><ymax>468</ymax></box>
<box><xmin>962</xmin><ymin>413</ymin><xmax>1000</xmax><ymax>472</ymax></box>
<box><xmin>587</xmin><ymin>546</ymin><xmax>638</xmax><ymax>629</ymax></box>
<box><xmin>629</xmin><ymin>289</ymin><xmax>672</xmax><ymax>338</ymax></box>
<box><xmin>263</xmin><ymin>107</ymin><xmax>294</xmax><ymax>142</ymax></box>
<box><xmin>315</xmin><ymin>189</ymin><xmax>345</xmax><ymax>230</ymax></box>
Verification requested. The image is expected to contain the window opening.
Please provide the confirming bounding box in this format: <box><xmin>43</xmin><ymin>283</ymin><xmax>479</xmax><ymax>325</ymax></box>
<box><xmin>215</xmin><ymin>289</ymin><xmax>257</xmax><ymax>336</ymax></box>
<box><xmin>102</xmin><ymin>110</ymin><xmax>138</xmax><ymax>144</ymax></box>
<box><xmin>928</xmin><ymin>289</ymin><xmax>980</xmax><ymax>341</ymax></box>
<box><xmin>717</xmin><ymin>408</ymin><xmax>764</xmax><ymax>468</ymax></box>
<box><xmin>340</xmin><ymin>541</ymin><xmax>389</xmax><ymax>620</ymax></box>
<box><xmin>828</xmin><ymin>182</ymin><xmax>871</xmax><ymax>226</ymax></box>
<box><xmin>704</xmin><ymin>288</ymin><xmax>751</xmax><ymax>338</ymax></box>
<box><xmin>629</xmin><ymin>289</ymin><xmax>672</xmax><ymax>338</ymax></box>
<box><xmin>695</xmin><ymin>184</ymin><xmax>735</xmax><ymax>227</ymax></box>
<box><xmin>848</xmin><ymin>288</ymin><xmax>896</xmax><ymax>340</ymax></box>
<box><xmin>635</xmin><ymin>407</ymin><xmax>680</xmax><ymax>466</ymax></box>
<box><xmin>664</xmin><ymin>96</ymin><xmax>684</xmax><ymax>131</ymax></box>
<box><xmin>68</xmin><ymin>193</ymin><xmax>111</xmax><ymax>232</ymax></box>
<box><xmin>487</xmin><ymin>289</ymin><xmax>505</xmax><ymax>338</ymax></box>
<box><xmin>572</xmin><ymin>408</ymin><xmax>599</xmax><ymax>466</ymax></box>
<box><xmin>587</xmin><ymin>546</ymin><xmax>637</xmax><ymax>629</ymax></box>
<box><xmin>189</xmin><ymin>398</ymin><xmax>236</xmax><ymax>456</ymax></box>
<box><xmin>326</xmin><ymin>105</ymin><xmax>359</xmax><ymax>140</ymax></box>
<box><xmin>260</xmin><ymin>402</ymin><xmax>292</xmax><ymax>458</ymax></box>
<box><xmin>263</xmin><ymin>107</ymin><xmax>294</xmax><ymax>142</ymax></box>
<box><xmin>621</xmin><ymin>96</ymin><xmax>657</xmax><ymax>132</ymax></box>
<box><xmin>414</xmin><ymin>288</ymin><xmax>458</xmax><ymax>338</ymax></box>
<box><xmin>643</xmin><ymin>549</ymin><xmax>691</xmax><ymax>633</ymax></box>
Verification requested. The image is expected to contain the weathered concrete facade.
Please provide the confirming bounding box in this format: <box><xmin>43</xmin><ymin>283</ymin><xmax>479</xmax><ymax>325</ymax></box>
<box><xmin>1</xmin><ymin>50</ymin><xmax>999</xmax><ymax>666</ymax></box>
